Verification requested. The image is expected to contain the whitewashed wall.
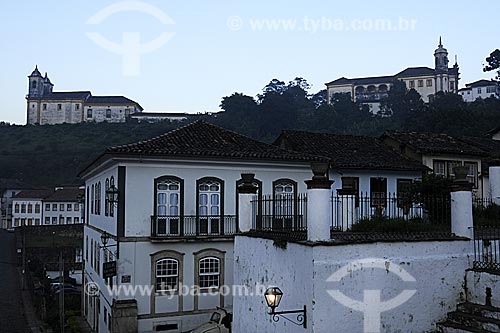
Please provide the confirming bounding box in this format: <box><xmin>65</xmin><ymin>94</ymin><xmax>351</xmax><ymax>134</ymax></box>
<box><xmin>466</xmin><ymin>270</ymin><xmax>500</xmax><ymax>308</ymax></box>
<box><xmin>233</xmin><ymin>236</ymin><xmax>471</xmax><ymax>333</ymax></box>
<box><xmin>12</xmin><ymin>199</ymin><xmax>43</xmax><ymax>226</ymax></box>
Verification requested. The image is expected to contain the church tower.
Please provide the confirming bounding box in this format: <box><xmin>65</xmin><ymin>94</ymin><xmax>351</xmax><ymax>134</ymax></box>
<box><xmin>28</xmin><ymin>65</ymin><xmax>44</xmax><ymax>98</ymax></box>
<box><xmin>434</xmin><ymin>37</ymin><xmax>449</xmax><ymax>73</ymax></box>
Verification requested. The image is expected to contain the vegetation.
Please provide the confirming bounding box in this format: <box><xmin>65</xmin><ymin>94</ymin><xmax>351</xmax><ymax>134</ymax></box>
<box><xmin>350</xmin><ymin>216</ymin><xmax>450</xmax><ymax>233</ymax></box>
<box><xmin>1</xmin><ymin>69</ymin><xmax>500</xmax><ymax>186</ymax></box>
<box><xmin>473</xmin><ymin>203</ymin><xmax>500</xmax><ymax>226</ymax></box>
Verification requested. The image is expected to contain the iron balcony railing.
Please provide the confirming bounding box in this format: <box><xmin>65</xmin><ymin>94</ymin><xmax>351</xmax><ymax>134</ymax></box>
<box><xmin>151</xmin><ymin>215</ymin><xmax>237</xmax><ymax>238</ymax></box>
<box><xmin>251</xmin><ymin>194</ymin><xmax>307</xmax><ymax>241</ymax></box>
<box><xmin>473</xmin><ymin>226</ymin><xmax>500</xmax><ymax>273</ymax></box>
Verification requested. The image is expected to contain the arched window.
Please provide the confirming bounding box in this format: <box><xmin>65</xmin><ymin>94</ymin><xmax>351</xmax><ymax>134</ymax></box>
<box><xmin>198</xmin><ymin>257</ymin><xmax>220</xmax><ymax>290</ymax></box>
<box><xmin>97</xmin><ymin>182</ymin><xmax>101</xmax><ymax>215</ymax></box>
<box><xmin>109</xmin><ymin>176</ymin><xmax>115</xmax><ymax>217</ymax></box>
<box><xmin>91</xmin><ymin>184</ymin><xmax>94</xmax><ymax>214</ymax></box>
<box><xmin>153</xmin><ymin>176</ymin><xmax>183</xmax><ymax>236</ymax></box>
<box><xmin>155</xmin><ymin>258</ymin><xmax>179</xmax><ymax>292</ymax></box>
<box><xmin>14</xmin><ymin>203</ymin><xmax>19</xmax><ymax>213</ymax></box>
<box><xmin>197</xmin><ymin>178</ymin><xmax>224</xmax><ymax>235</ymax></box>
<box><xmin>273</xmin><ymin>179</ymin><xmax>297</xmax><ymax>216</ymax></box>
<box><xmin>105</xmin><ymin>178</ymin><xmax>109</xmax><ymax>217</ymax></box>
<box><xmin>32</xmin><ymin>81</ymin><xmax>37</xmax><ymax>89</ymax></box>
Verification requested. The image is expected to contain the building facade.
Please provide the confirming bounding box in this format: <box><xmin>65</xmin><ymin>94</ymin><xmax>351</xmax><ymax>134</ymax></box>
<box><xmin>26</xmin><ymin>66</ymin><xmax>143</xmax><ymax>125</ymax></box>
<box><xmin>0</xmin><ymin>179</ymin><xmax>34</xmax><ymax>229</ymax></box>
<box><xmin>326</xmin><ymin>39</ymin><xmax>460</xmax><ymax>112</ymax></box>
<box><xmin>11</xmin><ymin>187</ymin><xmax>84</xmax><ymax>227</ymax></box>
<box><xmin>459</xmin><ymin>79</ymin><xmax>499</xmax><ymax>102</ymax></box>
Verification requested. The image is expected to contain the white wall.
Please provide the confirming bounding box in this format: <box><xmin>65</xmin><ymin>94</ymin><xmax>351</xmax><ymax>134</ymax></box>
<box><xmin>44</xmin><ymin>201</ymin><xmax>82</xmax><ymax>225</ymax></box>
<box><xmin>12</xmin><ymin>199</ymin><xmax>43</xmax><ymax>226</ymax></box>
<box><xmin>233</xmin><ymin>236</ymin><xmax>471</xmax><ymax>333</ymax></box>
<box><xmin>84</xmin><ymin>105</ymin><xmax>140</xmax><ymax>123</ymax></box>
<box><xmin>466</xmin><ymin>271</ymin><xmax>500</xmax><ymax>308</ymax></box>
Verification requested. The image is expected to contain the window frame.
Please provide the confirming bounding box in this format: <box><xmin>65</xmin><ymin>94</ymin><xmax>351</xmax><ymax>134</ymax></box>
<box><xmin>196</xmin><ymin>177</ymin><xmax>224</xmax><ymax>235</ymax></box>
<box><xmin>193</xmin><ymin>249</ymin><xmax>225</xmax><ymax>297</ymax></box>
<box><xmin>155</xmin><ymin>258</ymin><xmax>180</xmax><ymax>293</ymax></box>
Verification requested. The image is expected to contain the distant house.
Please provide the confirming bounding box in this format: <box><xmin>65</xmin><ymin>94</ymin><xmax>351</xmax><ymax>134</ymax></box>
<box><xmin>78</xmin><ymin>121</ymin><xmax>325</xmax><ymax>333</ymax></box>
<box><xmin>11</xmin><ymin>186</ymin><xmax>84</xmax><ymax>227</ymax></box>
<box><xmin>459</xmin><ymin>79</ymin><xmax>499</xmax><ymax>102</ymax></box>
<box><xmin>486</xmin><ymin>126</ymin><xmax>500</xmax><ymax>141</ymax></box>
<box><xmin>273</xmin><ymin>130</ymin><xmax>427</xmax><ymax>197</ymax></box>
<box><xmin>0</xmin><ymin>179</ymin><xmax>35</xmax><ymax>229</ymax></box>
<box><xmin>381</xmin><ymin>131</ymin><xmax>488</xmax><ymax>197</ymax></box>
<box><xmin>26</xmin><ymin>66</ymin><xmax>143</xmax><ymax>125</ymax></box>
<box><xmin>325</xmin><ymin>39</ymin><xmax>460</xmax><ymax>113</ymax></box>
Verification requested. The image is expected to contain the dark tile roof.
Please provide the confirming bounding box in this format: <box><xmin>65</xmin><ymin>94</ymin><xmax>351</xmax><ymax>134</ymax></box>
<box><xmin>458</xmin><ymin>137</ymin><xmax>500</xmax><ymax>158</ymax></box>
<box><xmin>326</xmin><ymin>75</ymin><xmax>394</xmax><ymax>86</ymax></box>
<box><xmin>382</xmin><ymin>131</ymin><xmax>487</xmax><ymax>156</ymax></box>
<box><xmin>396</xmin><ymin>67</ymin><xmax>435</xmax><ymax>77</ymax></box>
<box><xmin>466</xmin><ymin>79</ymin><xmax>498</xmax><ymax>88</ymax></box>
<box><xmin>86</xmin><ymin>96</ymin><xmax>143</xmax><ymax>110</ymax></box>
<box><xmin>44</xmin><ymin>188</ymin><xmax>84</xmax><ymax>202</ymax></box>
<box><xmin>105</xmin><ymin>121</ymin><xmax>326</xmax><ymax>163</ymax></box>
<box><xmin>132</xmin><ymin>112</ymin><xmax>197</xmax><ymax>118</ymax></box>
<box><xmin>13</xmin><ymin>189</ymin><xmax>53</xmax><ymax>200</ymax></box>
<box><xmin>273</xmin><ymin>130</ymin><xmax>427</xmax><ymax>171</ymax></box>
<box><xmin>39</xmin><ymin>91</ymin><xmax>91</xmax><ymax>100</ymax></box>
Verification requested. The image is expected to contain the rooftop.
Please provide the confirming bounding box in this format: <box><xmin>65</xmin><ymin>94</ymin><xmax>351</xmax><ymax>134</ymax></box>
<box><xmin>44</xmin><ymin>188</ymin><xmax>84</xmax><ymax>202</ymax></box>
<box><xmin>13</xmin><ymin>189</ymin><xmax>53</xmax><ymax>200</ymax></box>
<box><xmin>273</xmin><ymin>130</ymin><xmax>427</xmax><ymax>171</ymax></box>
<box><xmin>465</xmin><ymin>79</ymin><xmax>498</xmax><ymax>88</ymax></box>
<box><xmin>382</xmin><ymin>131</ymin><xmax>487</xmax><ymax>156</ymax></box>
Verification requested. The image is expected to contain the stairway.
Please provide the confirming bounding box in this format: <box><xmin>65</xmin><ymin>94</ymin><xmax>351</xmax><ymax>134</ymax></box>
<box><xmin>436</xmin><ymin>302</ymin><xmax>500</xmax><ymax>332</ymax></box>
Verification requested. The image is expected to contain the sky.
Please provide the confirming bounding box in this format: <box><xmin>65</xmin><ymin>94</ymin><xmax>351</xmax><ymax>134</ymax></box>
<box><xmin>0</xmin><ymin>0</ymin><xmax>498</xmax><ymax>124</ymax></box>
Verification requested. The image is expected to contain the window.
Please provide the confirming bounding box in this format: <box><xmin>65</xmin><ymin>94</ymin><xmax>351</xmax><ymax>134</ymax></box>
<box><xmin>67</xmin><ymin>217</ymin><xmax>72</xmax><ymax>224</ymax></box>
<box><xmin>14</xmin><ymin>218</ymin><xmax>19</xmax><ymax>227</ymax></box>
<box><xmin>155</xmin><ymin>259</ymin><xmax>179</xmax><ymax>292</ymax></box>
<box><xmin>45</xmin><ymin>204</ymin><xmax>50</xmax><ymax>211</ymax></box>
<box><xmin>426</xmin><ymin>79</ymin><xmax>433</xmax><ymax>87</ymax></box>
<box><xmin>74</xmin><ymin>203</ymin><xmax>79</xmax><ymax>211</ymax></box>
<box><xmin>52</xmin><ymin>203</ymin><xmax>57</xmax><ymax>211</ymax></box>
<box><xmin>409</xmin><ymin>80</ymin><xmax>415</xmax><ymax>89</ymax></box>
<box><xmin>59</xmin><ymin>216</ymin><xmax>64</xmax><ymax>224</ymax></box>
<box><xmin>96</xmin><ymin>245</ymin><xmax>100</xmax><ymax>275</ymax></box>
<box><xmin>32</xmin><ymin>81</ymin><xmax>37</xmax><ymax>88</ymax></box>
<box><xmin>52</xmin><ymin>217</ymin><xmax>57</xmax><ymax>224</ymax></box>
<box><xmin>464</xmin><ymin>162</ymin><xmax>478</xmax><ymax>188</ymax></box>
<box><xmin>487</xmin><ymin>86</ymin><xmax>497</xmax><ymax>94</ymax></box>
<box><xmin>27</xmin><ymin>218</ymin><xmax>32</xmax><ymax>226</ymax></box>
<box><xmin>28</xmin><ymin>204</ymin><xmax>32</xmax><ymax>213</ymax></box>
<box><xmin>97</xmin><ymin>182</ymin><xmax>101</xmax><ymax>215</ymax></box>
<box><xmin>341</xmin><ymin>177</ymin><xmax>359</xmax><ymax>194</ymax></box>
<box><xmin>45</xmin><ymin>217</ymin><xmax>50</xmax><ymax>224</ymax></box>
<box><xmin>450</xmin><ymin>81</ymin><xmax>455</xmax><ymax>90</ymax></box>
<box><xmin>91</xmin><ymin>184</ymin><xmax>94</xmax><ymax>214</ymax></box>
<box><xmin>106</xmin><ymin>109</ymin><xmax>112</xmax><ymax>118</ymax></box>
<box><xmin>35</xmin><ymin>204</ymin><xmax>40</xmax><ymax>213</ymax></box>
<box><xmin>60</xmin><ymin>204</ymin><xmax>65</xmax><ymax>211</ymax></box>
<box><xmin>418</xmin><ymin>80</ymin><xmax>423</xmax><ymax>87</ymax></box>
<box><xmin>21</xmin><ymin>204</ymin><xmax>26</xmax><ymax>213</ymax></box>
<box><xmin>57</xmin><ymin>104</ymin><xmax>62</xmax><ymax>110</ymax></box>
<box><xmin>197</xmin><ymin>178</ymin><xmax>223</xmax><ymax>235</ymax></box>
<box><xmin>87</xmin><ymin>109</ymin><xmax>93</xmax><ymax>119</ymax></box>
<box><xmin>75</xmin><ymin>104</ymin><xmax>80</xmax><ymax>110</ymax></box>
<box><xmin>273</xmin><ymin>179</ymin><xmax>297</xmax><ymax>217</ymax></box>
<box><xmin>198</xmin><ymin>257</ymin><xmax>220</xmax><ymax>290</ymax></box>
<box><xmin>43</xmin><ymin>104</ymin><xmax>47</xmax><ymax>110</ymax></box>
<box><xmin>105</xmin><ymin>178</ymin><xmax>109</xmax><ymax>216</ymax></box>
<box><xmin>35</xmin><ymin>218</ymin><xmax>40</xmax><ymax>225</ymax></box>
<box><xmin>74</xmin><ymin>217</ymin><xmax>79</xmax><ymax>224</ymax></box>
<box><xmin>86</xmin><ymin>236</ymin><xmax>89</xmax><ymax>262</ymax></box>
<box><xmin>433</xmin><ymin>160</ymin><xmax>446</xmax><ymax>177</ymax></box>
<box><xmin>157</xmin><ymin>179</ymin><xmax>180</xmax><ymax>216</ymax></box>
<box><xmin>14</xmin><ymin>203</ymin><xmax>19</xmax><ymax>213</ymax></box>
<box><xmin>67</xmin><ymin>203</ymin><xmax>72</xmax><ymax>211</ymax></box>
<box><xmin>109</xmin><ymin>177</ymin><xmax>114</xmax><ymax>217</ymax></box>
<box><xmin>478</xmin><ymin>88</ymin><xmax>482</xmax><ymax>94</ymax></box>
<box><xmin>370</xmin><ymin>178</ymin><xmax>387</xmax><ymax>207</ymax></box>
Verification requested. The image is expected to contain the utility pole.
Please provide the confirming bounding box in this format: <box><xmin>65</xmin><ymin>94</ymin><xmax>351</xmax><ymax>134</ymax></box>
<box><xmin>59</xmin><ymin>250</ymin><xmax>65</xmax><ymax>333</ymax></box>
<box><xmin>22</xmin><ymin>222</ymin><xmax>26</xmax><ymax>290</ymax></box>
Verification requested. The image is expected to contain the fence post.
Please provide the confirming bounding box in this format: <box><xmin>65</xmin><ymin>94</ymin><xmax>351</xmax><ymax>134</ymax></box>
<box><xmin>451</xmin><ymin>166</ymin><xmax>473</xmax><ymax>238</ymax></box>
<box><xmin>490</xmin><ymin>164</ymin><xmax>500</xmax><ymax>205</ymax></box>
<box><xmin>305</xmin><ymin>163</ymin><xmax>333</xmax><ymax>242</ymax></box>
<box><xmin>238</xmin><ymin>173</ymin><xmax>258</xmax><ymax>233</ymax></box>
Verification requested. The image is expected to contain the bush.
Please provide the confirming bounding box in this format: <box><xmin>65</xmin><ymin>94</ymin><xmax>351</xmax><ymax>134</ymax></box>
<box><xmin>351</xmin><ymin>216</ymin><xmax>449</xmax><ymax>233</ymax></box>
<box><xmin>474</xmin><ymin>203</ymin><xmax>500</xmax><ymax>226</ymax></box>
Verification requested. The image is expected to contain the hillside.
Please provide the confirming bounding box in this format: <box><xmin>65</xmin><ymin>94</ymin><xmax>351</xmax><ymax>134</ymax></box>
<box><xmin>0</xmin><ymin>121</ymin><xmax>181</xmax><ymax>186</ymax></box>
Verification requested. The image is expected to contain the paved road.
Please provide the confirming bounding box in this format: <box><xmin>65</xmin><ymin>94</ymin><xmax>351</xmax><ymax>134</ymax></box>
<box><xmin>0</xmin><ymin>229</ymin><xmax>30</xmax><ymax>332</ymax></box>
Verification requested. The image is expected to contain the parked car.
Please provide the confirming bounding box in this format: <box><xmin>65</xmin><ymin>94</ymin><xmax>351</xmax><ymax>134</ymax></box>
<box><xmin>190</xmin><ymin>308</ymin><xmax>232</xmax><ymax>333</ymax></box>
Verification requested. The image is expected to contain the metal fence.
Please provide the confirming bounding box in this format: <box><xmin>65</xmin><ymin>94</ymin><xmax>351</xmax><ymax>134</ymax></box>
<box><xmin>331</xmin><ymin>192</ymin><xmax>451</xmax><ymax>231</ymax></box>
<box><xmin>251</xmin><ymin>194</ymin><xmax>307</xmax><ymax>240</ymax></box>
<box><xmin>473</xmin><ymin>226</ymin><xmax>500</xmax><ymax>272</ymax></box>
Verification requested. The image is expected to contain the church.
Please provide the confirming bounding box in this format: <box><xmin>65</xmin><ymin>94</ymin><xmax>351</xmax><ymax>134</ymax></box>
<box><xmin>26</xmin><ymin>66</ymin><xmax>143</xmax><ymax>125</ymax></box>
<box><xmin>325</xmin><ymin>38</ymin><xmax>460</xmax><ymax>113</ymax></box>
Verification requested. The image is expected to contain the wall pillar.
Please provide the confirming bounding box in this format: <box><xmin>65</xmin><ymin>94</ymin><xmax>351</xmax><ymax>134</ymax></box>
<box><xmin>451</xmin><ymin>166</ymin><xmax>473</xmax><ymax>239</ymax></box>
<box><xmin>305</xmin><ymin>163</ymin><xmax>333</xmax><ymax>242</ymax></box>
<box><xmin>489</xmin><ymin>165</ymin><xmax>500</xmax><ymax>205</ymax></box>
<box><xmin>237</xmin><ymin>173</ymin><xmax>258</xmax><ymax>233</ymax></box>
<box><xmin>111</xmin><ymin>299</ymin><xmax>138</xmax><ymax>333</ymax></box>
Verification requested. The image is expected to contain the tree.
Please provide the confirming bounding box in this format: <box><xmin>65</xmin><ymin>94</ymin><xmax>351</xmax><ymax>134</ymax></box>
<box><xmin>219</xmin><ymin>93</ymin><xmax>257</xmax><ymax>114</ymax></box>
<box><xmin>484</xmin><ymin>49</ymin><xmax>500</xmax><ymax>80</ymax></box>
<box><xmin>310</xmin><ymin>89</ymin><xmax>327</xmax><ymax>108</ymax></box>
<box><xmin>379</xmin><ymin>79</ymin><xmax>425</xmax><ymax>125</ymax></box>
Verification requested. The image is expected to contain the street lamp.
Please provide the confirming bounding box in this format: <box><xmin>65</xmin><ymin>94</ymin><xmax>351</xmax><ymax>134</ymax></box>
<box><xmin>100</xmin><ymin>231</ymin><xmax>117</xmax><ymax>249</ymax></box>
<box><xmin>106</xmin><ymin>185</ymin><xmax>119</xmax><ymax>207</ymax></box>
<box><xmin>264</xmin><ymin>287</ymin><xmax>307</xmax><ymax>329</ymax></box>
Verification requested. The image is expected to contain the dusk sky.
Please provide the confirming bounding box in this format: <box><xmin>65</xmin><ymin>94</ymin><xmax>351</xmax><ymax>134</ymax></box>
<box><xmin>0</xmin><ymin>0</ymin><xmax>498</xmax><ymax>124</ymax></box>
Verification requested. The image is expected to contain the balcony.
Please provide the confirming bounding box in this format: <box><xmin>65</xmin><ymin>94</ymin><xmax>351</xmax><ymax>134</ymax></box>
<box><xmin>150</xmin><ymin>215</ymin><xmax>237</xmax><ymax>238</ymax></box>
<box><xmin>355</xmin><ymin>92</ymin><xmax>388</xmax><ymax>102</ymax></box>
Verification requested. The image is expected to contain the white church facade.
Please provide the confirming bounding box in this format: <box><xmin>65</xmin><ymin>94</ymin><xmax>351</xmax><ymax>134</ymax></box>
<box><xmin>26</xmin><ymin>66</ymin><xmax>143</xmax><ymax>125</ymax></box>
<box><xmin>325</xmin><ymin>39</ymin><xmax>460</xmax><ymax>112</ymax></box>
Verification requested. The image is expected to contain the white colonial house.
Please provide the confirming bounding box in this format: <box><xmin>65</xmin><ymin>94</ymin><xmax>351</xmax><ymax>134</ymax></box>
<box><xmin>78</xmin><ymin>121</ymin><xmax>328</xmax><ymax>333</ymax></box>
<box><xmin>0</xmin><ymin>179</ymin><xmax>36</xmax><ymax>229</ymax></box>
<box><xmin>459</xmin><ymin>79</ymin><xmax>499</xmax><ymax>102</ymax></box>
<box><xmin>26</xmin><ymin>66</ymin><xmax>143</xmax><ymax>125</ymax></box>
<box><xmin>11</xmin><ymin>186</ymin><xmax>84</xmax><ymax>227</ymax></box>
<box><xmin>326</xmin><ymin>38</ymin><xmax>460</xmax><ymax>113</ymax></box>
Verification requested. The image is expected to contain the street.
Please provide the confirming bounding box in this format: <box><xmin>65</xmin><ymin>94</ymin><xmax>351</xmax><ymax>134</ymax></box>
<box><xmin>0</xmin><ymin>229</ymin><xmax>29</xmax><ymax>332</ymax></box>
